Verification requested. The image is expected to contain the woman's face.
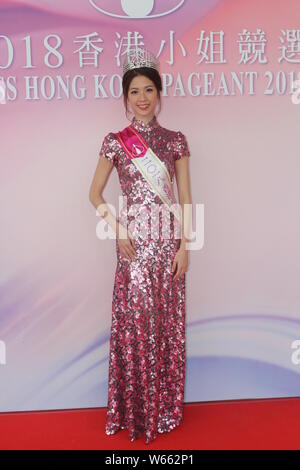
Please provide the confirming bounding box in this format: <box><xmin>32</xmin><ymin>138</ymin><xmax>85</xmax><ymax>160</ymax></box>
<box><xmin>127</xmin><ymin>74</ymin><xmax>158</xmax><ymax>121</ymax></box>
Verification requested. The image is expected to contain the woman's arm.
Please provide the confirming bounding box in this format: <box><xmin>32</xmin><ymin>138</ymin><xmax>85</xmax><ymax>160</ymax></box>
<box><xmin>89</xmin><ymin>154</ymin><xmax>120</xmax><ymax>237</ymax></box>
<box><xmin>174</xmin><ymin>156</ymin><xmax>192</xmax><ymax>250</ymax></box>
<box><xmin>89</xmin><ymin>153</ymin><xmax>136</xmax><ymax>259</ymax></box>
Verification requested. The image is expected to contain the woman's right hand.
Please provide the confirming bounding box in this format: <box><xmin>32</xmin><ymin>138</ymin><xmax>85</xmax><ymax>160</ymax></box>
<box><xmin>117</xmin><ymin>223</ymin><xmax>137</xmax><ymax>261</ymax></box>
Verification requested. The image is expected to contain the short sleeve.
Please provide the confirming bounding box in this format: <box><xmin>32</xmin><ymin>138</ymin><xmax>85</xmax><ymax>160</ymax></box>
<box><xmin>172</xmin><ymin>131</ymin><xmax>191</xmax><ymax>161</ymax></box>
<box><xmin>99</xmin><ymin>132</ymin><xmax>118</xmax><ymax>167</ymax></box>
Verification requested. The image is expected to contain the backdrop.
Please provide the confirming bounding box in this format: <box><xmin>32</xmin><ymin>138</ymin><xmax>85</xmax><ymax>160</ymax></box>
<box><xmin>1</xmin><ymin>0</ymin><xmax>300</xmax><ymax>412</ymax></box>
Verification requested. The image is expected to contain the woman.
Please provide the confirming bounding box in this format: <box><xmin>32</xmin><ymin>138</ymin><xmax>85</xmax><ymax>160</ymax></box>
<box><xmin>89</xmin><ymin>47</ymin><xmax>192</xmax><ymax>444</ymax></box>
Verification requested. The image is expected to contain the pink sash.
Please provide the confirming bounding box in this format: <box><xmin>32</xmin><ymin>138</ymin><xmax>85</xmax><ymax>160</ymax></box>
<box><xmin>114</xmin><ymin>124</ymin><xmax>181</xmax><ymax>222</ymax></box>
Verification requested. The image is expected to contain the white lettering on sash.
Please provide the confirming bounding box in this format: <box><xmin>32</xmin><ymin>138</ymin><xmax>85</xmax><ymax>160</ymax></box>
<box><xmin>138</xmin><ymin>153</ymin><xmax>162</xmax><ymax>178</ymax></box>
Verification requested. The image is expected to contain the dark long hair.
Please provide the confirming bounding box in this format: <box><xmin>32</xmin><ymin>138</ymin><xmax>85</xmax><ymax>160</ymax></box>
<box><xmin>122</xmin><ymin>67</ymin><xmax>162</xmax><ymax>121</ymax></box>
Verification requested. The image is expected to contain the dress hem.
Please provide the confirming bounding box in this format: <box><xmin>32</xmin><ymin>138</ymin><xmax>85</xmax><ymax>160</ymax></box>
<box><xmin>105</xmin><ymin>415</ymin><xmax>183</xmax><ymax>444</ymax></box>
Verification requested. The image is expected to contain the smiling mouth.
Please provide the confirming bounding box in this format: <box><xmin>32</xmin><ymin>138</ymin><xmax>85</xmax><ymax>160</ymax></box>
<box><xmin>138</xmin><ymin>104</ymin><xmax>150</xmax><ymax>109</ymax></box>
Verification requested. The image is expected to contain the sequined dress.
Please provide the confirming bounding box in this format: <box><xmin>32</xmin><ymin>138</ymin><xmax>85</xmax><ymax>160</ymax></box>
<box><xmin>99</xmin><ymin>115</ymin><xmax>190</xmax><ymax>444</ymax></box>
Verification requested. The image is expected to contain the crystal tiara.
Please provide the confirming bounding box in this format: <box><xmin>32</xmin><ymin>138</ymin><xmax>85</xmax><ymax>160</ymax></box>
<box><xmin>122</xmin><ymin>47</ymin><xmax>160</xmax><ymax>77</ymax></box>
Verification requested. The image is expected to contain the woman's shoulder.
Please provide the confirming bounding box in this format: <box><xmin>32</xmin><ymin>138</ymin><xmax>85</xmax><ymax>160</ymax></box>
<box><xmin>99</xmin><ymin>130</ymin><xmax>123</xmax><ymax>166</ymax></box>
<box><xmin>159</xmin><ymin>125</ymin><xmax>190</xmax><ymax>159</ymax></box>
<box><xmin>159</xmin><ymin>126</ymin><xmax>189</xmax><ymax>153</ymax></box>
<box><xmin>159</xmin><ymin>124</ymin><xmax>187</xmax><ymax>140</ymax></box>
<box><xmin>102</xmin><ymin>130</ymin><xmax>118</xmax><ymax>141</ymax></box>
<box><xmin>101</xmin><ymin>130</ymin><xmax>123</xmax><ymax>151</ymax></box>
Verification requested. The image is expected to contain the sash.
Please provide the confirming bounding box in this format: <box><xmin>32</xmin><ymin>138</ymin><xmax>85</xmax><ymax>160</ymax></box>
<box><xmin>114</xmin><ymin>124</ymin><xmax>181</xmax><ymax>223</ymax></box>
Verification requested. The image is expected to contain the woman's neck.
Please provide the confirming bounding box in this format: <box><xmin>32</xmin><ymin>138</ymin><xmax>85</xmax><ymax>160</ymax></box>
<box><xmin>134</xmin><ymin>113</ymin><xmax>155</xmax><ymax>124</ymax></box>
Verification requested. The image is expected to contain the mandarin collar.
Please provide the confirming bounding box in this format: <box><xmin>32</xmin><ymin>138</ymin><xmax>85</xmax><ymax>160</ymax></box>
<box><xmin>131</xmin><ymin>114</ymin><xmax>159</xmax><ymax>132</ymax></box>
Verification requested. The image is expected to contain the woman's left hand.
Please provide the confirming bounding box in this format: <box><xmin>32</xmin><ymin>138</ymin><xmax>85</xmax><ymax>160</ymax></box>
<box><xmin>172</xmin><ymin>245</ymin><xmax>189</xmax><ymax>281</ymax></box>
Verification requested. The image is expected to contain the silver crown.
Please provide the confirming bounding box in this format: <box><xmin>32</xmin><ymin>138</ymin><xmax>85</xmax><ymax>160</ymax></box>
<box><xmin>122</xmin><ymin>47</ymin><xmax>159</xmax><ymax>77</ymax></box>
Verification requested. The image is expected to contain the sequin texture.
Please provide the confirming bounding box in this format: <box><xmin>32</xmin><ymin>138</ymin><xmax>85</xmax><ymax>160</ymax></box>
<box><xmin>99</xmin><ymin>114</ymin><xmax>191</xmax><ymax>444</ymax></box>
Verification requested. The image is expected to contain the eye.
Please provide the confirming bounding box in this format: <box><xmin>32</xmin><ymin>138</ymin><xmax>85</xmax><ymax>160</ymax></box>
<box><xmin>130</xmin><ymin>88</ymin><xmax>153</xmax><ymax>94</ymax></box>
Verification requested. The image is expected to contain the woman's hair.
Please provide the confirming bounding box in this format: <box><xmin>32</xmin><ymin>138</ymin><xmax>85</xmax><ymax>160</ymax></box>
<box><xmin>122</xmin><ymin>67</ymin><xmax>162</xmax><ymax>120</ymax></box>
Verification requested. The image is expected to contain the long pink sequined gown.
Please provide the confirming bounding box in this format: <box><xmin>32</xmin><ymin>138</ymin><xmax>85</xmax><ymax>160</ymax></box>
<box><xmin>99</xmin><ymin>114</ymin><xmax>190</xmax><ymax>444</ymax></box>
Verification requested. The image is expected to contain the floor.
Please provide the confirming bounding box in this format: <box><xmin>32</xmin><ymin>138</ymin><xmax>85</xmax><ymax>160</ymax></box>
<box><xmin>0</xmin><ymin>398</ymin><xmax>299</xmax><ymax>450</ymax></box>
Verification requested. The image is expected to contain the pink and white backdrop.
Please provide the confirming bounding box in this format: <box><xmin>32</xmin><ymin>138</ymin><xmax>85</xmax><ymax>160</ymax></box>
<box><xmin>1</xmin><ymin>0</ymin><xmax>300</xmax><ymax>412</ymax></box>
